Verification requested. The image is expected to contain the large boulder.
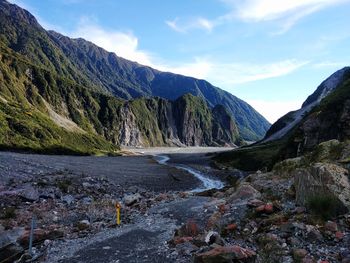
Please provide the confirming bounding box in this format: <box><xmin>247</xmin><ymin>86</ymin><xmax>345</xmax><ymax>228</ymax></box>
<box><xmin>227</xmin><ymin>184</ymin><xmax>261</xmax><ymax>203</ymax></box>
<box><xmin>293</xmin><ymin>163</ymin><xmax>350</xmax><ymax>211</ymax></box>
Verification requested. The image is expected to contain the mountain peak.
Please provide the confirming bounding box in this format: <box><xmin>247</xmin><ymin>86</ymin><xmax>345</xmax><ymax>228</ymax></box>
<box><xmin>302</xmin><ymin>67</ymin><xmax>350</xmax><ymax>108</ymax></box>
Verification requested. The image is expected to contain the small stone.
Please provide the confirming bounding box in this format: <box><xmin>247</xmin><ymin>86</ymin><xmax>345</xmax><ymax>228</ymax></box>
<box><xmin>218</xmin><ymin>204</ymin><xmax>228</xmax><ymax>214</ymax></box>
<box><xmin>293</xmin><ymin>248</ymin><xmax>308</xmax><ymax>260</ymax></box>
<box><xmin>294</xmin><ymin>207</ymin><xmax>306</xmax><ymax>214</ymax></box>
<box><xmin>123</xmin><ymin>193</ymin><xmax>142</xmax><ymax>206</ymax></box>
<box><xmin>247</xmin><ymin>199</ymin><xmax>264</xmax><ymax>207</ymax></box>
<box><xmin>62</xmin><ymin>195</ymin><xmax>75</xmax><ymax>205</ymax></box>
<box><xmin>335</xmin><ymin>231</ymin><xmax>344</xmax><ymax>240</ymax></box>
<box><xmin>324</xmin><ymin>221</ymin><xmax>338</xmax><ymax>232</ymax></box>
<box><xmin>225</xmin><ymin>224</ymin><xmax>237</xmax><ymax>232</ymax></box>
<box><xmin>264</xmin><ymin>203</ymin><xmax>274</xmax><ymax>213</ymax></box>
<box><xmin>102</xmin><ymin>246</ymin><xmax>111</xmax><ymax>250</ymax></box>
<box><xmin>81</xmin><ymin>197</ymin><xmax>93</xmax><ymax>204</ymax></box>
<box><xmin>44</xmin><ymin>239</ymin><xmax>51</xmax><ymax>246</ymax></box>
<box><xmin>256</xmin><ymin>205</ymin><xmax>265</xmax><ymax>213</ymax></box>
<box><xmin>205</xmin><ymin>231</ymin><xmax>223</xmax><ymax>246</ymax></box>
<box><xmin>77</xmin><ymin>220</ymin><xmax>90</xmax><ymax>231</ymax></box>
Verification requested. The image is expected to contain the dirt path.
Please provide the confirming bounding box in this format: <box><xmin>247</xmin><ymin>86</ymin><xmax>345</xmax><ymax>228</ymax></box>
<box><xmin>51</xmin><ymin>196</ymin><xmax>211</xmax><ymax>263</ymax></box>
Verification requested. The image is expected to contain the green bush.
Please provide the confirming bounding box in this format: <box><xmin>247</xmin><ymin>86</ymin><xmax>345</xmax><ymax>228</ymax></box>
<box><xmin>307</xmin><ymin>195</ymin><xmax>347</xmax><ymax>220</ymax></box>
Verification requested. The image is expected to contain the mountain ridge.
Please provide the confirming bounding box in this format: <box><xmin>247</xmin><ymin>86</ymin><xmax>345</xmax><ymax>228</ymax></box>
<box><xmin>0</xmin><ymin>0</ymin><xmax>270</xmax><ymax>141</ymax></box>
<box><xmin>0</xmin><ymin>40</ymin><xmax>241</xmax><ymax>152</ymax></box>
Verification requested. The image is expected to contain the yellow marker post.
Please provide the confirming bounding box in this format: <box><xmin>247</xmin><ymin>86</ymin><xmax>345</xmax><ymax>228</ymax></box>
<box><xmin>115</xmin><ymin>202</ymin><xmax>121</xmax><ymax>225</ymax></box>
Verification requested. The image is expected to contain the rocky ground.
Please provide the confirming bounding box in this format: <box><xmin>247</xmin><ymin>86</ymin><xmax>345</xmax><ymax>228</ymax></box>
<box><xmin>1</xmin><ymin>142</ymin><xmax>350</xmax><ymax>263</ymax></box>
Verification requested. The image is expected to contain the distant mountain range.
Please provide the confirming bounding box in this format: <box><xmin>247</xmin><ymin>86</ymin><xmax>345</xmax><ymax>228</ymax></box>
<box><xmin>0</xmin><ymin>0</ymin><xmax>263</xmax><ymax>153</ymax></box>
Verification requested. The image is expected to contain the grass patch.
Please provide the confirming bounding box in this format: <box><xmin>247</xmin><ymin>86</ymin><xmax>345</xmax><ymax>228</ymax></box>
<box><xmin>213</xmin><ymin>140</ymin><xmax>285</xmax><ymax>171</ymax></box>
<box><xmin>1</xmin><ymin>207</ymin><xmax>16</xmax><ymax>219</ymax></box>
<box><xmin>306</xmin><ymin>195</ymin><xmax>347</xmax><ymax>220</ymax></box>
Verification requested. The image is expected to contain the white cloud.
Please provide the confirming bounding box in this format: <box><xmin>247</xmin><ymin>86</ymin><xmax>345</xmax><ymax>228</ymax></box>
<box><xmin>230</xmin><ymin>0</ymin><xmax>350</xmax><ymax>33</ymax></box>
<box><xmin>66</xmin><ymin>20</ymin><xmax>308</xmax><ymax>85</ymax></box>
<box><xmin>206</xmin><ymin>59</ymin><xmax>309</xmax><ymax>85</ymax></box>
<box><xmin>69</xmin><ymin>18</ymin><xmax>154</xmax><ymax>66</ymax></box>
<box><xmin>246</xmin><ymin>99</ymin><xmax>301</xmax><ymax>123</ymax></box>
<box><xmin>167</xmin><ymin>0</ymin><xmax>350</xmax><ymax>34</ymax></box>
<box><xmin>312</xmin><ymin>61</ymin><xmax>347</xmax><ymax>69</ymax></box>
<box><xmin>159</xmin><ymin>58</ymin><xmax>212</xmax><ymax>79</ymax></box>
<box><xmin>229</xmin><ymin>0</ymin><xmax>348</xmax><ymax>22</ymax></box>
<box><xmin>166</xmin><ymin>17</ymin><xmax>214</xmax><ymax>33</ymax></box>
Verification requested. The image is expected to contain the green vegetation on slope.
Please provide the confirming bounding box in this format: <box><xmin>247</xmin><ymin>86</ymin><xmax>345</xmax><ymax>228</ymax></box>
<box><xmin>0</xmin><ymin>0</ymin><xmax>270</xmax><ymax>141</ymax></box>
<box><xmin>214</xmin><ymin>68</ymin><xmax>350</xmax><ymax>171</ymax></box>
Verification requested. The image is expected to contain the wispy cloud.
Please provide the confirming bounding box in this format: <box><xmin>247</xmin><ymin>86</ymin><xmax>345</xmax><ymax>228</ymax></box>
<box><xmin>70</xmin><ymin>17</ymin><xmax>154</xmax><ymax>66</ymax></box>
<box><xmin>312</xmin><ymin>61</ymin><xmax>348</xmax><ymax>69</ymax></box>
<box><xmin>206</xmin><ymin>59</ymin><xmax>309</xmax><ymax>85</ymax></box>
<box><xmin>167</xmin><ymin>0</ymin><xmax>350</xmax><ymax>34</ymax></box>
<box><xmin>166</xmin><ymin>17</ymin><xmax>214</xmax><ymax>33</ymax></box>
<box><xmin>229</xmin><ymin>0</ymin><xmax>348</xmax><ymax>22</ymax></box>
<box><xmin>68</xmin><ymin>18</ymin><xmax>306</xmax><ymax>86</ymax></box>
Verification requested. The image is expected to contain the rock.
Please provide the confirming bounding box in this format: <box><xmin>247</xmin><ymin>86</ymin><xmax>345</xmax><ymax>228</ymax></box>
<box><xmin>18</xmin><ymin>184</ymin><xmax>39</xmax><ymax>201</ymax></box>
<box><xmin>302</xmin><ymin>255</ymin><xmax>316</xmax><ymax>263</ymax></box>
<box><xmin>123</xmin><ymin>193</ymin><xmax>142</xmax><ymax>206</ymax></box>
<box><xmin>194</xmin><ymin>245</ymin><xmax>256</xmax><ymax>263</ymax></box>
<box><xmin>324</xmin><ymin>221</ymin><xmax>338</xmax><ymax>232</ymax></box>
<box><xmin>305</xmin><ymin>225</ymin><xmax>323</xmax><ymax>243</ymax></box>
<box><xmin>228</xmin><ymin>184</ymin><xmax>261</xmax><ymax>202</ymax></box>
<box><xmin>293</xmin><ymin>248</ymin><xmax>308</xmax><ymax>260</ymax></box>
<box><xmin>264</xmin><ymin>203</ymin><xmax>274</xmax><ymax>213</ymax></box>
<box><xmin>155</xmin><ymin>193</ymin><xmax>169</xmax><ymax>202</ymax></box>
<box><xmin>256</xmin><ymin>205</ymin><xmax>265</xmax><ymax>213</ymax></box>
<box><xmin>76</xmin><ymin>220</ymin><xmax>90</xmax><ymax>231</ymax></box>
<box><xmin>224</xmin><ymin>224</ymin><xmax>237</xmax><ymax>232</ymax></box>
<box><xmin>247</xmin><ymin>199</ymin><xmax>264</xmax><ymax>207</ymax></box>
<box><xmin>335</xmin><ymin>231</ymin><xmax>344</xmax><ymax>240</ymax></box>
<box><xmin>218</xmin><ymin>204</ymin><xmax>229</xmax><ymax>214</ymax></box>
<box><xmin>255</xmin><ymin>203</ymin><xmax>274</xmax><ymax>214</ymax></box>
<box><xmin>294</xmin><ymin>163</ymin><xmax>350</xmax><ymax>211</ymax></box>
<box><xmin>294</xmin><ymin>206</ymin><xmax>306</xmax><ymax>214</ymax></box>
<box><xmin>81</xmin><ymin>197</ymin><xmax>93</xmax><ymax>204</ymax></box>
<box><xmin>62</xmin><ymin>194</ymin><xmax>75</xmax><ymax>205</ymax></box>
<box><xmin>205</xmin><ymin>231</ymin><xmax>224</xmax><ymax>246</ymax></box>
<box><xmin>0</xmin><ymin>228</ymin><xmax>25</xmax><ymax>248</ymax></box>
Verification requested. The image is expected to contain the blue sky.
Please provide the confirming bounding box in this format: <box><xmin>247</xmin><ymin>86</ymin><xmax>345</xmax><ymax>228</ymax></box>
<box><xmin>9</xmin><ymin>0</ymin><xmax>350</xmax><ymax>123</ymax></box>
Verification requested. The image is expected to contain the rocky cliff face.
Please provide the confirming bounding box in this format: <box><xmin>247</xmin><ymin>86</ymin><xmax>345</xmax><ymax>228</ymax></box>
<box><xmin>0</xmin><ymin>0</ymin><xmax>270</xmax><ymax>141</ymax></box>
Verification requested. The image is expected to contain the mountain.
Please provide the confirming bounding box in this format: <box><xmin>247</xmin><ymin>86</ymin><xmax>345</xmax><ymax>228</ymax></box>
<box><xmin>214</xmin><ymin>67</ymin><xmax>350</xmax><ymax>171</ymax></box>
<box><xmin>263</xmin><ymin>67</ymin><xmax>350</xmax><ymax>142</ymax></box>
<box><xmin>0</xmin><ymin>38</ymin><xmax>241</xmax><ymax>153</ymax></box>
<box><xmin>0</xmin><ymin>0</ymin><xmax>270</xmax><ymax>141</ymax></box>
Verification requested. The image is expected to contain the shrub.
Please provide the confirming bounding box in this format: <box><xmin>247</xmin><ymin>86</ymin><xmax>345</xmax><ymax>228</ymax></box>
<box><xmin>306</xmin><ymin>194</ymin><xmax>347</xmax><ymax>220</ymax></box>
